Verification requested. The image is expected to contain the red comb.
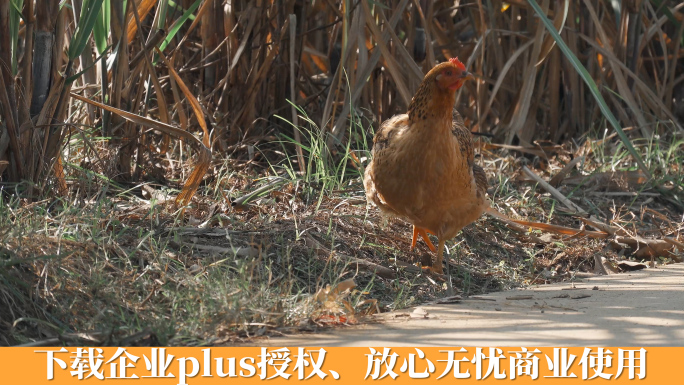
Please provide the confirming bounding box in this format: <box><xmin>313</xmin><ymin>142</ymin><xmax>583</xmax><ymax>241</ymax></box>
<box><xmin>449</xmin><ymin>57</ymin><xmax>466</xmax><ymax>71</ymax></box>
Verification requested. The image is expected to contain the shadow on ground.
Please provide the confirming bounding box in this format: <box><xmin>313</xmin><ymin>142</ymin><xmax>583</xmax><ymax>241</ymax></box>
<box><xmin>249</xmin><ymin>264</ymin><xmax>684</xmax><ymax>347</ymax></box>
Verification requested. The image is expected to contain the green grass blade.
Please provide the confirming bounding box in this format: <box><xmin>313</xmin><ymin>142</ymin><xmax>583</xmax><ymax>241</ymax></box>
<box><xmin>157</xmin><ymin>0</ymin><xmax>169</xmax><ymax>30</ymax></box>
<box><xmin>69</xmin><ymin>0</ymin><xmax>106</xmax><ymax>60</ymax></box>
<box><xmin>159</xmin><ymin>0</ymin><xmax>202</xmax><ymax>52</ymax></box>
<box><xmin>527</xmin><ymin>0</ymin><xmax>652</xmax><ymax>179</ymax></box>
<box><xmin>92</xmin><ymin>0</ymin><xmax>110</xmax><ymax>55</ymax></box>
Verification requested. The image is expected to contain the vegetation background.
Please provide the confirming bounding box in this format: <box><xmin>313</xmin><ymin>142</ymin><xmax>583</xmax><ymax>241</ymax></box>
<box><xmin>0</xmin><ymin>0</ymin><xmax>682</xmax><ymax>346</ymax></box>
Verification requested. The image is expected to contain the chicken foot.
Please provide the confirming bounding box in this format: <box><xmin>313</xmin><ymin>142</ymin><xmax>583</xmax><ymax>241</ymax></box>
<box><xmin>411</xmin><ymin>226</ymin><xmax>437</xmax><ymax>252</ymax></box>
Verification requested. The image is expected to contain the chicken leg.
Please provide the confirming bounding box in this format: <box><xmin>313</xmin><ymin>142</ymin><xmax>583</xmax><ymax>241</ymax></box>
<box><xmin>433</xmin><ymin>238</ymin><xmax>446</xmax><ymax>275</ymax></box>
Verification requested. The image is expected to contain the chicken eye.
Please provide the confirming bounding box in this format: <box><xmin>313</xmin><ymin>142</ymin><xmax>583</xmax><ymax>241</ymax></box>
<box><xmin>445</xmin><ymin>70</ymin><xmax>453</xmax><ymax>76</ymax></box>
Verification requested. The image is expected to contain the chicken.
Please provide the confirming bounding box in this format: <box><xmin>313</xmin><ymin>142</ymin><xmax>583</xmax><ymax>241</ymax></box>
<box><xmin>364</xmin><ymin>57</ymin><xmax>488</xmax><ymax>274</ymax></box>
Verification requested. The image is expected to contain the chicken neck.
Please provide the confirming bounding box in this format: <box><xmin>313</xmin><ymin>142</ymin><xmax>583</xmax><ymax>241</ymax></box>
<box><xmin>407</xmin><ymin>82</ymin><xmax>457</xmax><ymax>130</ymax></box>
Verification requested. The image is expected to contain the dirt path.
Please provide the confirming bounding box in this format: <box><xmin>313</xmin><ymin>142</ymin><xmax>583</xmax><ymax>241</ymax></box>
<box><xmin>264</xmin><ymin>263</ymin><xmax>684</xmax><ymax>346</ymax></box>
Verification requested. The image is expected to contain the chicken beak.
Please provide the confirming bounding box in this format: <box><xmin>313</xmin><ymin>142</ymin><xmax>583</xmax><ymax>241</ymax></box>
<box><xmin>462</xmin><ymin>71</ymin><xmax>475</xmax><ymax>81</ymax></box>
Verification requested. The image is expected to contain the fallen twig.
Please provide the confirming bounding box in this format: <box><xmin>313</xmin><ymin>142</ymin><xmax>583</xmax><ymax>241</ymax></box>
<box><xmin>498</xmin><ymin>167</ymin><xmax>684</xmax><ymax>262</ymax></box>
<box><xmin>230</xmin><ymin>177</ymin><xmax>288</xmax><ymax>207</ymax></box>
<box><xmin>506</xmin><ymin>295</ymin><xmax>534</xmax><ymax>300</ymax></box>
<box><xmin>169</xmin><ymin>240</ymin><xmax>259</xmax><ymax>258</ymax></box>
<box><xmin>549</xmin><ymin>156</ymin><xmax>584</xmax><ymax>187</ymax></box>
<box><xmin>522</xmin><ymin>165</ymin><xmax>586</xmax><ymax>214</ymax></box>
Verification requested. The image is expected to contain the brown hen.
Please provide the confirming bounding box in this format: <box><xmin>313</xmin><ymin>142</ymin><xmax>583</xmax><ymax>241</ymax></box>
<box><xmin>364</xmin><ymin>58</ymin><xmax>488</xmax><ymax>274</ymax></box>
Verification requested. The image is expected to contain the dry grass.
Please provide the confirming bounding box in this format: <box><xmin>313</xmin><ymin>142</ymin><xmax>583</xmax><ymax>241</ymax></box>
<box><xmin>2</xmin><ymin>1</ymin><xmax>684</xmax><ymax>188</ymax></box>
<box><xmin>2</xmin><ymin>126</ymin><xmax>682</xmax><ymax>346</ymax></box>
<box><xmin>0</xmin><ymin>1</ymin><xmax>683</xmax><ymax>346</ymax></box>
